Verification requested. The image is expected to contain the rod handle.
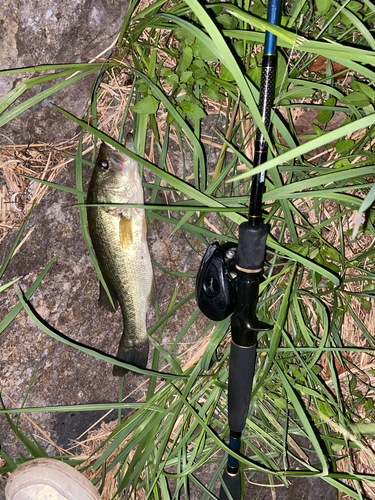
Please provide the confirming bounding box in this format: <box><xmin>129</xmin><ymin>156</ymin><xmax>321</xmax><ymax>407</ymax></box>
<box><xmin>227</xmin><ymin>341</ymin><xmax>257</xmax><ymax>434</ymax></box>
<box><xmin>219</xmin><ymin>468</ymin><xmax>242</xmax><ymax>500</ymax></box>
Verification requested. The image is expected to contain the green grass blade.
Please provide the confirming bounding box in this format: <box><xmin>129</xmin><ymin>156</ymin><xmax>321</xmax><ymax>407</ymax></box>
<box><xmin>275</xmin><ymin>367</ymin><xmax>329</xmax><ymax>475</ymax></box>
<box><xmin>0</xmin><ymin>202</ymin><xmax>35</xmax><ymax>280</ymax></box>
<box><xmin>16</xmin><ymin>289</ymin><xmax>187</xmax><ymax>380</ymax></box>
<box><xmin>0</xmin><ymin>68</ymin><xmax>100</xmax><ymax>128</ymax></box>
<box><xmin>0</xmin><ymin>402</ymin><xmax>163</xmax><ymax>415</ymax></box>
<box><xmin>0</xmin><ymin>277</ymin><xmax>22</xmax><ymax>293</ymax></box>
<box><xmin>0</xmin><ymin>253</ymin><xmax>59</xmax><ymax>334</ymax></box>
<box><xmin>230</xmin><ymin>113</ymin><xmax>375</xmax><ymax>183</ymax></box>
<box><xmin>0</xmin><ymin>68</ymin><xmax>91</xmax><ymax>115</ymax></box>
<box><xmin>21</xmin><ymin>176</ymin><xmax>86</xmax><ymax>197</ymax></box>
<box><xmin>252</xmin><ymin>264</ymin><xmax>297</xmax><ymax>397</ymax></box>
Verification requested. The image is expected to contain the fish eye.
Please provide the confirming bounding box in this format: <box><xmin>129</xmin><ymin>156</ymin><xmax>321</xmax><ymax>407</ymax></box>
<box><xmin>98</xmin><ymin>159</ymin><xmax>109</xmax><ymax>171</ymax></box>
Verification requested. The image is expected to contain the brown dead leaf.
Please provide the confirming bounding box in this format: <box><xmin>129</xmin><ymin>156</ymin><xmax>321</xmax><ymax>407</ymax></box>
<box><xmin>321</xmin><ymin>352</ymin><xmax>353</xmax><ymax>380</ymax></box>
<box><xmin>309</xmin><ymin>55</ymin><xmax>348</xmax><ymax>78</ymax></box>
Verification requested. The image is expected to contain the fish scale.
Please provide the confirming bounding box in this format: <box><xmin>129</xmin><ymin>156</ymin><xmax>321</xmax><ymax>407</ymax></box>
<box><xmin>87</xmin><ymin>135</ymin><xmax>155</xmax><ymax>376</ymax></box>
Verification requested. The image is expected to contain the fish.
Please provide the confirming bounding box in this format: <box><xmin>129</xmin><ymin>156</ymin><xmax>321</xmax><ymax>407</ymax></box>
<box><xmin>87</xmin><ymin>134</ymin><xmax>156</xmax><ymax>376</ymax></box>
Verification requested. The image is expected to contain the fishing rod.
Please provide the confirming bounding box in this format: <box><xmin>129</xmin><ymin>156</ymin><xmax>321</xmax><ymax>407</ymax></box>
<box><xmin>196</xmin><ymin>0</ymin><xmax>282</xmax><ymax>497</ymax></box>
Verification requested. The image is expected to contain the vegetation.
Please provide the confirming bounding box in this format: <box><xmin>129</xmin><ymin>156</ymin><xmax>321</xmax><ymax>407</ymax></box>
<box><xmin>1</xmin><ymin>0</ymin><xmax>375</xmax><ymax>498</ymax></box>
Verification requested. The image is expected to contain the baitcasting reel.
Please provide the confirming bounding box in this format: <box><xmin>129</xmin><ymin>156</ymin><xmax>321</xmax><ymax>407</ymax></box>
<box><xmin>195</xmin><ymin>242</ymin><xmax>238</xmax><ymax>321</ymax></box>
<box><xmin>195</xmin><ymin>222</ymin><xmax>272</xmax><ymax>331</ymax></box>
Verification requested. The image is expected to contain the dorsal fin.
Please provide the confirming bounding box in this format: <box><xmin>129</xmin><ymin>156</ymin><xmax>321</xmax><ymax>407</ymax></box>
<box><xmin>125</xmin><ymin>133</ymin><xmax>135</xmax><ymax>153</ymax></box>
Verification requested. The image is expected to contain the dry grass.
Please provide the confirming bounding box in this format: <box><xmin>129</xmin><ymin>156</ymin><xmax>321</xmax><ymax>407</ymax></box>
<box><xmin>0</xmin><ymin>139</ymin><xmax>77</xmax><ymax>243</ymax></box>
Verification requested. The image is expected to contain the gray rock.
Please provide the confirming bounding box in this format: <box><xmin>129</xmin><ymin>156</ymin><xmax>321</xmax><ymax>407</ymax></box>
<box><xmin>0</xmin><ymin>0</ymin><xmax>129</xmax><ymax>144</ymax></box>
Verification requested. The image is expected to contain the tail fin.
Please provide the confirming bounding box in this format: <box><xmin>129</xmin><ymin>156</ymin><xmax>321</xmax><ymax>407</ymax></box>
<box><xmin>113</xmin><ymin>338</ymin><xmax>149</xmax><ymax>377</ymax></box>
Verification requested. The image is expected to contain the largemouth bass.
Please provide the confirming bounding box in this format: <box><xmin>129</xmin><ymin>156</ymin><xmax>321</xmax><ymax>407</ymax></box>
<box><xmin>87</xmin><ymin>135</ymin><xmax>155</xmax><ymax>376</ymax></box>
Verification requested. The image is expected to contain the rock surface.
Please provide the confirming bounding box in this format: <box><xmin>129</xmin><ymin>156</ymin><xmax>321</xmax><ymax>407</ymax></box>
<box><xmin>0</xmin><ymin>0</ymin><xmax>129</xmax><ymax>144</ymax></box>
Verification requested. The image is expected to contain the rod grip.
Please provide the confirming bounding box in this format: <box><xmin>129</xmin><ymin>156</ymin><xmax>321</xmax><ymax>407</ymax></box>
<box><xmin>235</xmin><ymin>222</ymin><xmax>268</xmax><ymax>271</ymax></box>
<box><xmin>219</xmin><ymin>469</ymin><xmax>242</xmax><ymax>500</ymax></box>
<box><xmin>227</xmin><ymin>341</ymin><xmax>257</xmax><ymax>434</ymax></box>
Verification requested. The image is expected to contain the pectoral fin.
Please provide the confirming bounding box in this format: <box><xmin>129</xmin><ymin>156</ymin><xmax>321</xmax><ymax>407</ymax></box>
<box><xmin>146</xmin><ymin>215</ymin><xmax>154</xmax><ymax>238</ymax></box>
<box><xmin>119</xmin><ymin>217</ymin><xmax>133</xmax><ymax>247</ymax></box>
<box><xmin>147</xmin><ymin>276</ymin><xmax>157</xmax><ymax>309</ymax></box>
<box><xmin>140</xmin><ymin>216</ymin><xmax>155</xmax><ymax>243</ymax></box>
